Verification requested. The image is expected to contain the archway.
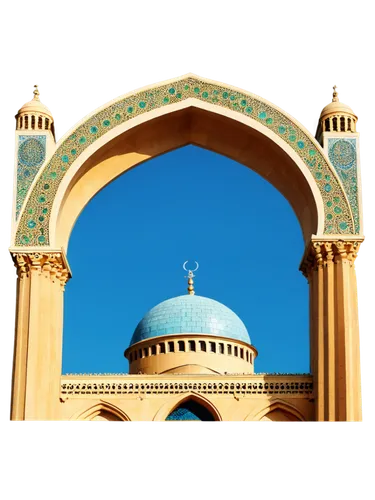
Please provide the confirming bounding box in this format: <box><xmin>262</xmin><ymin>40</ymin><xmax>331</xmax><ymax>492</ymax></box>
<box><xmin>10</xmin><ymin>75</ymin><xmax>363</xmax><ymax>421</ymax></box>
<box><xmin>166</xmin><ymin>400</ymin><xmax>216</xmax><ymax>421</ymax></box>
<box><xmin>14</xmin><ymin>74</ymin><xmax>355</xmax><ymax>250</ymax></box>
<box><xmin>154</xmin><ymin>392</ymin><xmax>222</xmax><ymax>421</ymax></box>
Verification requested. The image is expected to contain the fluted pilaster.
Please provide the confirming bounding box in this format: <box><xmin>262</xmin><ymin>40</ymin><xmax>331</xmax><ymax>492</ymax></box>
<box><xmin>10</xmin><ymin>250</ymin><xmax>70</xmax><ymax>420</ymax></box>
<box><xmin>301</xmin><ymin>239</ymin><xmax>362</xmax><ymax>421</ymax></box>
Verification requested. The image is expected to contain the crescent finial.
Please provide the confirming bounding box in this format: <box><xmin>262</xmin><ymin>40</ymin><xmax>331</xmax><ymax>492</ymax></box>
<box><xmin>183</xmin><ymin>260</ymin><xmax>199</xmax><ymax>295</ymax></box>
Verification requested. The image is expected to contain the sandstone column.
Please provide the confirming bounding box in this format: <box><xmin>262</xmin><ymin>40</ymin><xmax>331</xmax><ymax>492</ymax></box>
<box><xmin>10</xmin><ymin>251</ymin><xmax>70</xmax><ymax>420</ymax></box>
<box><xmin>302</xmin><ymin>239</ymin><xmax>362</xmax><ymax>421</ymax></box>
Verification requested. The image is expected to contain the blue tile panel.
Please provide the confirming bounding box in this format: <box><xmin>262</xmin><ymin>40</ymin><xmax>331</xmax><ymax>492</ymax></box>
<box><xmin>16</xmin><ymin>135</ymin><xmax>46</xmax><ymax>219</ymax></box>
<box><xmin>166</xmin><ymin>400</ymin><xmax>215</xmax><ymax>421</ymax></box>
<box><xmin>129</xmin><ymin>295</ymin><xmax>251</xmax><ymax>346</ymax></box>
<box><xmin>327</xmin><ymin>138</ymin><xmax>360</xmax><ymax>233</ymax></box>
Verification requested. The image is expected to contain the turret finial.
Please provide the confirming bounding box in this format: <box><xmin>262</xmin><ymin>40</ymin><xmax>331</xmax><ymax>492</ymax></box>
<box><xmin>183</xmin><ymin>261</ymin><xmax>199</xmax><ymax>295</ymax></box>
<box><xmin>31</xmin><ymin>82</ymin><xmax>42</xmax><ymax>101</ymax></box>
<box><xmin>332</xmin><ymin>85</ymin><xmax>339</xmax><ymax>102</ymax></box>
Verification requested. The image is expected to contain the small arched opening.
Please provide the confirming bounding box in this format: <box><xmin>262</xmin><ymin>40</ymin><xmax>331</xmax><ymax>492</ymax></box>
<box><xmin>166</xmin><ymin>399</ymin><xmax>216</xmax><ymax>421</ymax></box>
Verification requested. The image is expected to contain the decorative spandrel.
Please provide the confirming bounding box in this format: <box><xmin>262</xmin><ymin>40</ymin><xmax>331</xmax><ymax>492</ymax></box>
<box><xmin>15</xmin><ymin>76</ymin><xmax>356</xmax><ymax>246</ymax></box>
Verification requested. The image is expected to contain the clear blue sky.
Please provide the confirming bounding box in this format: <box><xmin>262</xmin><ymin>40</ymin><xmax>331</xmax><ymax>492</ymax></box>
<box><xmin>62</xmin><ymin>145</ymin><xmax>309</xmax><ymax>374</ymax></box>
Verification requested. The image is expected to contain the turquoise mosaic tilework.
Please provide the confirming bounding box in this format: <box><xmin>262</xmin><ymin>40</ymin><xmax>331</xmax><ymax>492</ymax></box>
<box><xmin>16</xmin><ymin>135</ymin><xmax>46</xmax><ymax>219</ymax></box>
<box><xmin>129</xmin><ymin>294</ymin><xmax>250</xmax><ymax>346</ymax></box>
<box><xmin>328</xmin><ymin>138</ymin><xmax>360</xmax><ymax>233</ymax></box>
<box><xmin>16</xmin><ymin>76</ymin><xmax>356</xmax><ymax>246</ymax></box>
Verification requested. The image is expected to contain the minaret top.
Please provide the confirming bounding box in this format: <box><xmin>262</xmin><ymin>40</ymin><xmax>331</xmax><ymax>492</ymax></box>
<box><xmin>16</xmin><ymin>85</ymin><xmax>53</xmax><ymax>120</ymax></box>
<box><xmin>313</xmin><ymin>82</ymin><xmax>359</xmax><ymax>142</ymax></box>
<box><xmin>183</xmin><ymin>261</ymin><xmax>199</xmax><ymax>295</ymax></box>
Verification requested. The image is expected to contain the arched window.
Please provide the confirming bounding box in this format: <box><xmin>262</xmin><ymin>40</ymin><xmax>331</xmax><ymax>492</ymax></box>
<box><xmin>199</xmin><ymin>341</ymin><xmax>206</xmax><ymax>352</ymax></box>
<box><xmin>178</xmin><ymin>340</ymin><xmax>185</xmax><ymax>352</ymax></box>
<box><xmin>31</xmin><ymin>115</ymin><xmax>35</xmax><ymax>129</ymax></box>
<box><xmin>188</xmin><ymin>340</ymin><xmax>196</xmax><ymax>351</ymax></box>
<box><xmin>340</xmin><ymin>116</ymin><xmax>345</xmax><ymax>131</ymax></box>
<box><xmin>160</xmin><ymin>343</ymin><xmax>166</xmax><ymax>354</ymax></box>
<box><xmin>325</xmin><ymin>118</ymin><xmax>330</xmax><ymax>131</ymax></box>
<box><xmin>227</xmin><ymin>344</ymin><xmax>232</xmax><ymax>355</ymax></box>
<box><xmin>246</xmin><ymin>351</ymin><xmax>249</xmax><ymax>362</ymax></box>
<box><xmin>219</xmin><ymin>343</ymin><xmax>224</xmax><ymax>354</ymax></box>
<box><xmin>166</xmin><ymin>400</ymin><xmax>216</xmax><ymax>421</ymax></box>
<box><xmin>209</xmin><ymin>342</ymin><xmax>216</xmax><ymax>353</ymax></box>
<box><xmin>333</xmin><ymin>117</ymin><xmax>338</xmax><ymax>131</ymax></box>
<box><xmin>38</xmin><ymin>116</ymin><xmax>43</xmax><ymax>129</ymax></box>
<box><xmin>19</xmin><ymin>116</ymin><xmax>23</xmax><ymax>128</ymax></box>
<box><xmin>45</xmin><ymin>118</ymin><xmax>49</xmax><ymax>129</ymax></box>
<box><xmin>234</xmin><ymin>346</ymin><xmax>238</xmax><ymax>357</ymax></box>
<box><xmin>348</xmin><ymin>118</ymin><xmax>352</xmax><ymax>131</ymax></box>
<box><xmin>24</xmin><ymin>115</ymin><xmax>29</xmax><ymax>129</ymax></box>
<box><xmin>143</xmin><ymin>348</ymin><xmax>148</xmax><ymax>357</ymax></box>
<box><xmin>240</xmin><ymin>348</ymin><xmax>244</xmax><ymax>359</ymax></box>
<box><xmin>151</xmin><ymin>345</ymin><xmax>156</xmax><ymax>355</ymax></box>
<box><xmin>168</xmin><ymin>341</ymin><xmax>175</xmax><ymax>353</ymax></box>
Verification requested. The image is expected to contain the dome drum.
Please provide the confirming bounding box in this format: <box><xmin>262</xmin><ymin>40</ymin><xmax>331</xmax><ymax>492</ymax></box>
<box><xmin>125</xmin><ymin>333</ymin><xmax>257</xmax><ymax>375</ymax></box>
<box><xmin>316</xmin><ymin>111</ymin><xmax>357</xmax><ymax>143</ymax></box>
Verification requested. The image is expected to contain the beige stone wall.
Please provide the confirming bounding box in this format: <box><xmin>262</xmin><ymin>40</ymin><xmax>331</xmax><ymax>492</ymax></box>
<box><xmin>59</xmin><ymin>374</ymin><xmax>313</xmax><ymax>421</ymax></box>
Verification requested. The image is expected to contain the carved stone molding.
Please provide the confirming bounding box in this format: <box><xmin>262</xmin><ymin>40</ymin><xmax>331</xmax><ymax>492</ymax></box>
<box><xmin>11</xmin><ymin>250</ymin><xmax>71</xmax><ymax>290</ymax></box>
<box><xmin>60</xmin><ymin>374</ymin><xmax>313</xmax><ymax>399</ymax></box>
<box><xmin>300</xmin><ymin>239</ymin><xmax>362</xmax><ymax>277</ymax></box>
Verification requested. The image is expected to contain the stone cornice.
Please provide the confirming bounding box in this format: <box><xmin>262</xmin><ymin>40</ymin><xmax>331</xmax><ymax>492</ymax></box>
<box><xmin>60</xmin><ymin>374</ymin><xmax>313</xmax><ymax>400</ymax></box>
<box><xmin>10</xmin><ymin>248</ymin><xmax>71</xmax><ymax>289</ymax></box>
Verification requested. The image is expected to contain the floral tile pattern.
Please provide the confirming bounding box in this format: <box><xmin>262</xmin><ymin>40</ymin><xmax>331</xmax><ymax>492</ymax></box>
<box><xmin>16</xmin><ymin>135</ymin><xmax>46</xmax><ymax>220</ymax></box>
<box><xmin>328</xmin><ymin>138</ymin><xmax>359</xmax><ymax>233</ymax></box>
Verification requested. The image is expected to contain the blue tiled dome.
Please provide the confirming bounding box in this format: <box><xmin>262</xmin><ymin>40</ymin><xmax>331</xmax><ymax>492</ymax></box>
<box><xmin>129</xmin><ymin>295</ymin><xmax>251</xmax><ymax>346</ymax></box>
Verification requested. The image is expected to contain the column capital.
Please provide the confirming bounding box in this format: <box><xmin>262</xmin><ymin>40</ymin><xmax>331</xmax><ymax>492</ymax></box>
<box><xmin>10</xmin><ymin>249</ymin><xmax>71</xmax><ymax>290</ymax></box>
<box><xmin>300</xmin><ymin>239</ymin><xmax>363</xmax><ymax>277</ymax></box>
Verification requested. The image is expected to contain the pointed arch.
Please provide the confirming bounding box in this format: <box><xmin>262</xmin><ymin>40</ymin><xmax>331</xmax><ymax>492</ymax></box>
<box><xmin>153</xmin><ymin>391</ymin><xmax>222</xmax><ymax>421</ymax></box>
<box><xmin>14</xmin><ymin>74</ymin><xmax>355</xmax><ymax>250</ymax></box>
<box><xmin>71</xmin><ymin>400</ymin><xmax>131</xmax><ymax>421</ymax></box>
<box><xmin>244</xmin><ymin>399</ymin><xmax>306</xmax><ymax>422</ymax></box>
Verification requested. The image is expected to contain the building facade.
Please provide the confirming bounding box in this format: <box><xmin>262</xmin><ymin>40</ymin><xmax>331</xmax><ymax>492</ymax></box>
<box><xmin>9</xmin><ymin>75</ymin><xmax>363</xmax><ymax>421</ymax></box>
